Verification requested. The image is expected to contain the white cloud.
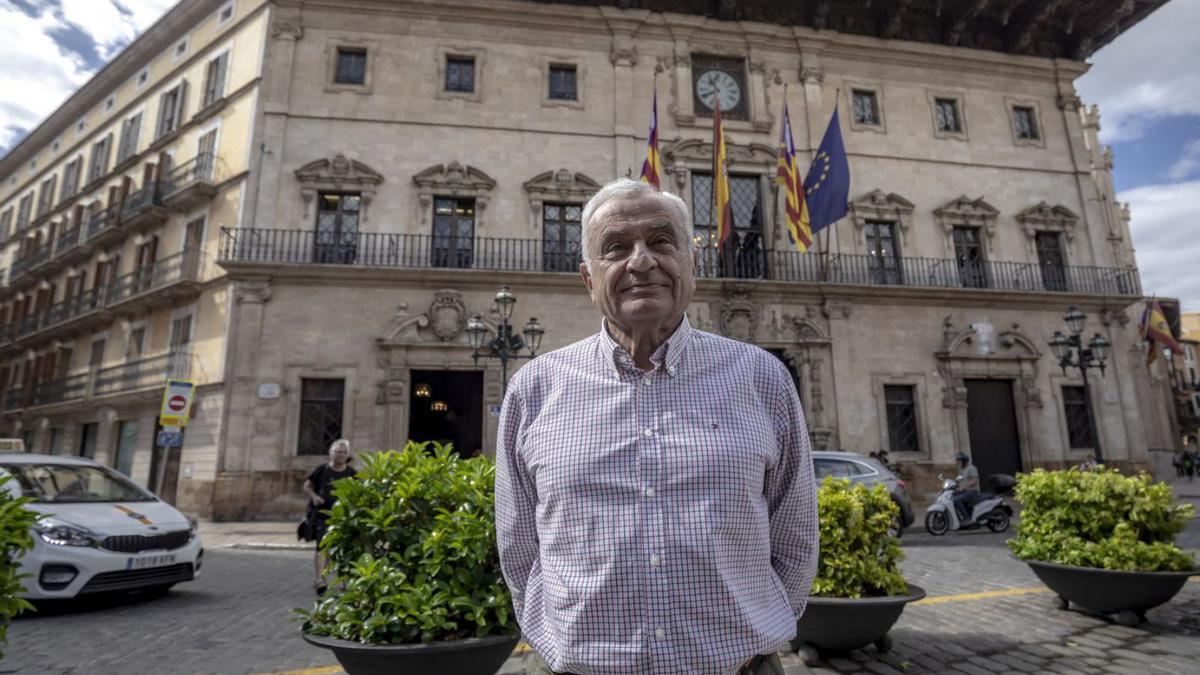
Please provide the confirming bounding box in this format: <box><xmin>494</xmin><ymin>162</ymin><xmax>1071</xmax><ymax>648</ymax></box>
<box><xmin>0</xmin><ymin>0</ymin><xmax>174</xmax><ymax>155</ymax></box>
<box><xmin>1120</xmin><ymin>180</ymin><xmax>1200</xmax><ymax>311</ymax></box>
<box><xmin>1076</xmin><ymin>0</ymin><xmax>1200</xmax><ymax>144</ymax></box>
<box><xmin>1166</xmin><ymin>139</ymin><xmax>1200</xmax><ymax>181</ymax></box>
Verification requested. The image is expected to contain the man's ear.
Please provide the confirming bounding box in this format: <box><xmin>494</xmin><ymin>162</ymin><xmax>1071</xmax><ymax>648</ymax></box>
<box><xmin>580</xmin><ymin>261</ymin><xmax>594</xmax><ymax>298</ymax></box>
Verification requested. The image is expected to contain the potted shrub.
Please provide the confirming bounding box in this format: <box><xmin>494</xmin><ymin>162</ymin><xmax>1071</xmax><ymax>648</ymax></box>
<box><xmin>297</xmin><ymin>443</ymin><xmax>519</xmax><ymax>675</ymax></box>
<box><xmin>1009</xmin><ymin>467</ymin><xmax>1197</xmax><ymax>626</ymax></box>
<box><xmin>791</xmin><ymin>478</ymin><xmax>925</xmax><ymax>664</ymax></box>
<box><xmin>1</xmin><ymin>475</ymin><xmax>38</xmax><ymax>658</ymax></box>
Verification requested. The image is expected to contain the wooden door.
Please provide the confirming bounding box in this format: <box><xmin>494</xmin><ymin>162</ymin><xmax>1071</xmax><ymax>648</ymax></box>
<box><xmin>965</xmin><ymin>379</ymin><xmax>1022</xmax><ymax>487</ymax></box>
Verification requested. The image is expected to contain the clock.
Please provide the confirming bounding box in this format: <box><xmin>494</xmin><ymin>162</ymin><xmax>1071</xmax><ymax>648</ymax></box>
<box><xmin>695</xmin><ymin>69</ymin><xmax>742</xmax><ymax>112</ymax></box>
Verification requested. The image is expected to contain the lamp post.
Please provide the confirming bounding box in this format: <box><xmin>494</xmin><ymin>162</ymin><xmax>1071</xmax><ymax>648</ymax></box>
<box><xmin>1048</xmin><ymin>305</ymin><xmax>1111</xmax><ymax>461</ymax></box>
<box><xmin>464</xmin><ymin>286</ymin><xmax>545</xmax><ymax>396</ymax></box>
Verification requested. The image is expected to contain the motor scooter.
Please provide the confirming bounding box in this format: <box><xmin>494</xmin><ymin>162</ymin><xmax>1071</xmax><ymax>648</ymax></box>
<box><xmin>924</xmin><ymin>473</ymin><xmax>1014</xmax><ymax>535</ymax></box>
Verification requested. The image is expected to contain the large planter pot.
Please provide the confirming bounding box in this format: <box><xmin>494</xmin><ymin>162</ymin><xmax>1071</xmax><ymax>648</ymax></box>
<box><xmin>1025</xmin><ymin>559</ymin><xmax>1198</xmax><ymax>625</ymax></box>
<box><xmin>301</xmin><ymin>632</ymin><xmax>520</xmax><ymax>675</ymax></box>
<box><xmin>790</xmin><ymin>584</ymin><xmax>926</xmax><ymax>658</ymax></box>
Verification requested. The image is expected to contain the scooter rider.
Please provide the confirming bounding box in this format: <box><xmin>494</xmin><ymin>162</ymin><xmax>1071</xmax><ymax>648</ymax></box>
<box><xmin>952</xmin><ymin>452</ymin><xmax>980</xmax><ymax>522</ymax></box>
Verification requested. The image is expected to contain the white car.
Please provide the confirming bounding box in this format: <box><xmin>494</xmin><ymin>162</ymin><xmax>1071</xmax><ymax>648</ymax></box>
<box><xmin>0</xmin><ymin>453</ymin><xmax>203</xmax><ymax>600</ymax></box>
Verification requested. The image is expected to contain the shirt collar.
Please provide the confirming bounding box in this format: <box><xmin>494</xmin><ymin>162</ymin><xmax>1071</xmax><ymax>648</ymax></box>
<box><xmin>599</xmin><ymin>315</ymin><xmax>693</xmax><ymax>379</ymax></box>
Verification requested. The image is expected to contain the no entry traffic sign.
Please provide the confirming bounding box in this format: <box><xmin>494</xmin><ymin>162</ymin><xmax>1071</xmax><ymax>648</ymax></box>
<box><xmin>160</xmin><ymin>379</ymin><xmax>195</xmax><ymax>428</ymax></box>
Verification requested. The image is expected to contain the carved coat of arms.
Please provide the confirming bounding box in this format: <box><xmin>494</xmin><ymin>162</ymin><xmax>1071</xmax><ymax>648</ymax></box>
<box><xmin>429</xmin><ymin>290</ymin><xmax>466</xmax><ymax>341</ymax></box>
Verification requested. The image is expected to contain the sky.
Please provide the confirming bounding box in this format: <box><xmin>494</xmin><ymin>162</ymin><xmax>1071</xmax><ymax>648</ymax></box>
<box><xmin>0</xmin><ymin>0</ymin><xmax>1197</xmax><ymax>310</ymax></box>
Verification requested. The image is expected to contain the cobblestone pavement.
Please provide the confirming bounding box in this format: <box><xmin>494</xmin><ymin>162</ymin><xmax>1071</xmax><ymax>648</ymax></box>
<box><xmin>6</xmin><ymin>497</ymin><xmax>1198</xmax><ymax>674</ymax></box>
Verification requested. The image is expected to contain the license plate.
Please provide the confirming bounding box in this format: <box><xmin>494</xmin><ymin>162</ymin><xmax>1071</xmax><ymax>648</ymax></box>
<box><xmin>127</xmin><ymin>554</ymin><xmax>176</xmax><ymax>570</ymax></box>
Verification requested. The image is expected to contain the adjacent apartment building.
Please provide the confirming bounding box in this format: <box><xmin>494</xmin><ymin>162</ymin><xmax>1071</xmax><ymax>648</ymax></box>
<box><xmin>0</xmin><ymin>0</ymin><xmax>1172</xmax><ymax>519</ymax></box>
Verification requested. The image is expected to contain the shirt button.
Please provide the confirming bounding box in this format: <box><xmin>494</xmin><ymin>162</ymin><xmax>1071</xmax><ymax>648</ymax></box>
<box><xmin>650</xmin><ymin>554</ymin><xmax>661</xmax><ymax>568</ymax></box>
<box><xmin>642</xmin><ymin>377</ymin><xmax>653</xmax><ymax>386</ymax></box>
<box><xmin>642</xmin><ymin>428</ymin><xmax>653</xmax><ymax>438</ymax></box>
<box><xmin>654</xmin><ymin>628</ymin><xmax>666</xmax><ymax>640</ymax></box>
<box><xmin>644</xmin><ymin>487</ymin><xmax>656</xmax><ymax>498</ymax></box>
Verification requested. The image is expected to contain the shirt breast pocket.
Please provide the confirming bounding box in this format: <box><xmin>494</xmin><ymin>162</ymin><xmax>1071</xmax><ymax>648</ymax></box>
<box><xmin>676</xmin><ymin>405</ymin><xmax>777</xmax><ymax>478</ymax></box>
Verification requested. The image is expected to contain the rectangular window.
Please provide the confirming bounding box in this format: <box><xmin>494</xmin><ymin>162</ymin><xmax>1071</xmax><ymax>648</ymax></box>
<box><xmin>88</xmin><ymin>134</ymin><xmax>113</xmax><ymax>183</ymax></box>
<box><xmin>115</xmin><ymin>419</ymin><xmax>138</xmax><ymax>476</ymax></box>
<box><xmin>445</xmin><ymin>56</ymin><xmax>475</xmax><ymax>93</ymax></box>
<box><xmin>885</xmin><ymin>385</ymin><xmax>920</xmax><ymax>453</ymax></box>
<box><xmin>15</xmin><ymin>194</ymin><xmax>33</xmax><ymax>229</ymax></box>
<box><xmin>935</xmin><ymin>98</ymin><xmax>962</xmax><ymax>133</ymax></box>
<box><xmin>156</xmin><ymin>82</ymin><xmax>188</xmax><ymax>138</ymax></box>
<box><xmin>865</xmin><ymin>220</ymin><xmax>901</xmax><ymax>285</ymax></box>
<box><xmin>298</xmin><ymin>378</ymin><xmax>344</xmax><ymax>456</ymax></box>
<box><xmin>1013</xmin><ymin>106</ymin><xmax>1039</xmax><ymax>140</ymax></box>
<box><xmin>542</xmin><ymin>202</ymin><xmax>582</xmax><ymax>273</ymax></box>
<box><xmin>1035</xmin><ymin>231</ymin><xmax>1067</xmax><ymax>292</ymax></box>
<box><xmin>852</xmin><ymin>90</ymin><xmax>880</xmax><ymax>126</ymax></box>
<box><xmin>89</xmin><ymin>339</ymin><xmax>106</xmax><ymax>368</ymax></box>
<box><xmin>196</xmin><ymin>129</ymin><xmax>217</xmax><ymax>180</ymax></box>
<box><xmin>36</xmin><ymin>176</ymin><xmax>58</xmax><ymax>219</ymax></box>
<box><xmin>79</xmin><ymin>422</ymin><xmax>99</xmax><ymax>459</ymax></box>
<box><xmin>690</xmin><ymin>171</ymin><xmax>764</xmax><ymax>279</ymax></box>
<box><xmin>548</xmin><ymin>65</ymin><xmax>577</xmax><ymax>100</ymax></box>
<box><xmin>126</xmin><ymin>325</ymin><xmax>146</xmax><ymax>360</ymax></box>
<box><xmin>217</xmin><ymin>1</ymin><xmax>235</xmax><ymax>25</ymax></box>
<box><xmin>432</xmin><ymin>197</ymin><xmax>475</xmax><ymax>269</ymax></box>
<box><xmin>952</xmin><ymin>226</ymin><xmax>987</xmax><ymax>288</ymax></box>
<box><xmin>117</xmin><ymin>113</ymin><xmax>142</xmax><ymax>163</ymax></box>
<box><xmin>169</xmin><ymin>313</ymin><xmax>193</xmax><ymax>350</ymax></box>
<box><xmin>61</xmin><ymin>159</ymin><xmax>82</xmax><ymax>202</ymax></box>
<box><xmin>335</xmin><ymin>48</ymin><xmax>367</xmax><ymax>85</ymax></box>
<box><xmin>314</xmin><ymin>192</ymin><xmax>360</xmax><ymax>264</ymax></box>
<box><xmin>203</xmin><ymin>52</ymin><xmax>229</xmax><ymax>107</ymax></box>
<box><xmin>0</xmin><ymin>208</ymin><xmax>12</xmax><ymax>242</ymax></box>
<box><xmin>1062</xmin><ymin>385</ymin><xmax>1096</xmax><ymax>449</ymax></box>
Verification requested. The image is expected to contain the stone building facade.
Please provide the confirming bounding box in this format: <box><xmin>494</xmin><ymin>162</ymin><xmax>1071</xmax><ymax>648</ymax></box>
<box><xmin>0</xmin><ymin>0</ymin><xmax>1173</xmax><ymax>519</ymax></box>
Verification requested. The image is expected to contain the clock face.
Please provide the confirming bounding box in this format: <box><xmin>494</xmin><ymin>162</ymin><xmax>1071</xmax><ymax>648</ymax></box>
<box><xmin>696</xmin><ymin>69</ymin><xmax>741</xmax><ymax>112</ymax></box>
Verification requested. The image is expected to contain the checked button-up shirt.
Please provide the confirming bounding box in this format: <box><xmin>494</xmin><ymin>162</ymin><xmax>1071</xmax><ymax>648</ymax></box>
<box><xmin>495</xmin><ymin>316</ymin><xmax>819</xmax><ymax>675</ymax></box>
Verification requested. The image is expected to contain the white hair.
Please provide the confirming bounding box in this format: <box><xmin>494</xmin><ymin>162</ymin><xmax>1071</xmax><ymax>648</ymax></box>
<box><xmin>329</xmin><ymin>439</ymin><xmax>351</xmax><ymax>453</ymax></box>
<box><xmin>580</xmin><ymin>178</ymin><xmax>693</xmax><ymax>269</ymax></box>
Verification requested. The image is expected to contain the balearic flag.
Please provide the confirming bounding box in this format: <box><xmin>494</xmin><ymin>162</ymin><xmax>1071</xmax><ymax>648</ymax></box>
<box><xmin>803</xmin><ymin>104</ymin><xmax>851</xmax><ymax>236</ymax></box>
<box><xmin>776</xmin><ymin>102</ymin><xmax>812</xmax><ymax>252</ymax></box>
<box><xmin>712</xmin><ymin>96</ymin><xmax>734</xmax><ymax>251</ymax></box>
<box><xmin>1139</xmin><ymin>299</ymin><xmax>1182</xmax><ymax>365</ymax></box>
<box><xmin>639</xmin><ymin>89</ymin><xmax>662</xmax><ymax>189</ymax></box>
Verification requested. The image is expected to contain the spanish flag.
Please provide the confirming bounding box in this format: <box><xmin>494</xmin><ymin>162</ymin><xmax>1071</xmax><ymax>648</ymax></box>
<box><xmin>776</xmin><ymin>101</ymin><xmax>812</xmax><ymax>252</ymax></box>
<box><xmin>639</xmin><ymin>89</ymin><xmax>662</xmax><ymax>189</ymax></box>
<box><xmin>712</xmin><ymin>96</ymin><xmax>733</xmax><ymax>251</ymax></box>
<box><xmin>1139</xmin><ymin>298</ymin><xmax>1182</xmax><ymax>365</ymax></box>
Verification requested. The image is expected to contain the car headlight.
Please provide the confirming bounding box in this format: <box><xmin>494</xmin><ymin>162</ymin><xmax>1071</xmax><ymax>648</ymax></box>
<box><xmin>32</xmin><ymin>517</ymin><xmax>97</xmax><ymax>547</ymax></box>
<box><xmin>187</xmin><ymin>515</ymin><xmax>199</xmax><ymax>540</ymax></box>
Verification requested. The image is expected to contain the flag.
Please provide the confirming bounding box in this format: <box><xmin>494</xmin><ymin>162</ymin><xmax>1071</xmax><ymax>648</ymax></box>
<box><xmin>776</xmin><ymin>101</ymin><xmax>812</xmax><ymax>252</ymax></box>
<box><xmin>639</xmin><ymin>89</ymin><xmax>662</xmax><ymax>189</ymax></box>
<box><xmin>803</xmin><ymin>105</ymin><xmax>851</xmax><ymax>236</ymax></box>
<box><xmin>712</xmin><ymin>96</ymin><xmax>734</xmax><ymax>251</ymax></box>
<box><xmin>1140</xmin><ymin>298</ymin><xmax>1182</xmax><ymax>365</ymax></box>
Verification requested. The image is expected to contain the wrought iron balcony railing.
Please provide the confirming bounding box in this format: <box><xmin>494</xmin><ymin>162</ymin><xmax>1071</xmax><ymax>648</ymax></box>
<box><xmin>86</xmin><ymin>203</ymin><xmax>121</xmax><ymax>241</ymax></box>
<box><xmin>160</xmin><ymin>152</ymin><xmax>215</xmax><ymax>197</ymax></box>
<box><xmin>218</xmin><ymin>227</ymin><xmax>1143</xmax><ymax>297</ymax></box>
<box><xmin>54</xmin><ymin>225</ymin><xmax>83</xmax><ymax>258</ymax></box>
<box><xmin>9</xmin><ymin>241</ymin><xmax>53</xmax><ymax>281</ymax></box>
<box><xmin>93</xmin><ymin>351</ymin><xmax>193</xmax><ymax>397</ymax></box>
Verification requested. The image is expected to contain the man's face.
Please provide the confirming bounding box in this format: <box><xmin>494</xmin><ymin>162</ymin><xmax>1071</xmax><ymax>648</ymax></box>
<box><xmin>580</xmin><ymin>194</ymin><xmax>695</xmax><ymax>332</ymax></box>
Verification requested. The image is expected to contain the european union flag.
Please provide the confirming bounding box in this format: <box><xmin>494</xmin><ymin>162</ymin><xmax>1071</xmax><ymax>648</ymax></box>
<box><xmin>803</xmin><ymin>105</ymin><xmax>850</xmax><ymax>235</ymax></box>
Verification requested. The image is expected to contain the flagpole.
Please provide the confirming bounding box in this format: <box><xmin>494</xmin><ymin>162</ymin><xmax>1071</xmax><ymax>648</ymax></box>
<box><xmin>820</xmin><ymin>89</ymin><xmax>841</xmax><ymax>283</ymax></box>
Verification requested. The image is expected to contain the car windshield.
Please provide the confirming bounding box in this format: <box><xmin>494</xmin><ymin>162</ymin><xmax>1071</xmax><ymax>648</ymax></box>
<box><xmin>0</xmin><ymin>463</ymin><xmax>155</xmax><ymax>503</ymax></box>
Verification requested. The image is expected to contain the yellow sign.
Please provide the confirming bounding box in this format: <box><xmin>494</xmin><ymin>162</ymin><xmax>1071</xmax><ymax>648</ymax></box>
<box><xmin>160</xmin><ymin>379</ymin><xmax>195</xmax><ymax>428</ymax></box>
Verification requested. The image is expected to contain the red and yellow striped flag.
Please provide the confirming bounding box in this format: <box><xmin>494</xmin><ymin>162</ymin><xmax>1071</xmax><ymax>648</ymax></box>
<box><xmin>776</xmin><ymin>101</ymin><xmax>813</xmax><ymax>252</ymax></box>
<box><xmin>1139</xmin><ymin>298</ymin><xmax>1182</xmax><ymax>365</ymax></box>
<box><xmin>712</xmin><ymin>96</ymin><xmax>733</xmax><ymax>251</ymax></box>
<box><xmin>639</xmin><ymin>89</ymin><xmax>662</xmax><ymax>189</ymax></box>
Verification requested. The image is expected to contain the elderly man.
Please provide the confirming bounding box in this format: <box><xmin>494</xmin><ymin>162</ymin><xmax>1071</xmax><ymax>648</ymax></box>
<box><xmin>495</xmin><ymin>178</ymin><xmax>818</xmax><ymax>675</ymax></box>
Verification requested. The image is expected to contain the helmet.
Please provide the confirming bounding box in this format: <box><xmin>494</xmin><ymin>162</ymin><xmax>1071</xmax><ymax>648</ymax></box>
<box><xmin>954</xmin><ymin>452</ymin><xmax>969</xmax><ymax>462</ymax></box>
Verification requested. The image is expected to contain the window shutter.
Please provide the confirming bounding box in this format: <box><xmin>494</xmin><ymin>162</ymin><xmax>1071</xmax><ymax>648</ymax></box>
<box><xmin>156</xmin><ymin>90</ymin><xmax>172</xmax><ymax>137</ymax></box>
<box><xmin>173</xmin><ymin>80</ymin><xmax>188</xmax><ymax>130</ymax></box>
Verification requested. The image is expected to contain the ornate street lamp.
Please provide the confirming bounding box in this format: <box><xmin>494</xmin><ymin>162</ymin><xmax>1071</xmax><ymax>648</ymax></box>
<box><xmin>1049</xmin><ymin>306</ymin><xmax>1109</xmax><ymax>460</ymax></box>
<box><xmin>465</xmin><ymin>286</ymin><xmax>545</xmax><ymax>395</ymax></box>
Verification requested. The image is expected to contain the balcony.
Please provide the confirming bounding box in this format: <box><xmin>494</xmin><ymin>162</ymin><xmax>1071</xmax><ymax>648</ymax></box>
<box><xmin>218</xmin><ymin>227</ymin><xmax>1143</xmax><ymax>298</ymax></box>
<box><xmin>0</xmin><ymin>351</ymin><xmax>193</xmax><ymax>414</ymax></box>
<box><xmin>9</xmin><ymin>241</ymin><xmax>53</xmax><ymax>286</ymax></box>
<box><xmin>121</xmin><ymin>183</ymin><xmax>167</xmax><ymax>234</ymax></box>
<box><xmin>41</xmin><ymin>287</ymin><xmax>107</xmax><ymax>335</ymax></box>
<box><xmin>85</xmin><ymin>204</ymin><xmax>123</xmax><ymax>249</ymax></box>
<box><xmin>161</xmin><ymin>153</ymin><xmax>216</xmax><ymax>212</ymax></box>
<box><xmin>104</xmin><ymin>250</ymin><xmax>205</xmax><ymax>314</ymax></box>
<box><xmin>52</xmin><ymin>224</ymin><xmax>87</xmax><ymax>267</ymax></box>
<box><xmin>0</xmin><ymin>323</ymin><xmax>12</xmax><ymax>347</ymax></box>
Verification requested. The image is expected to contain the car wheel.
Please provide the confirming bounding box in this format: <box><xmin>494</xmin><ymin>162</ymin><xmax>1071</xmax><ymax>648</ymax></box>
<box><xmin>925</xmin><ymin>510</ymin><xmax>949</xmax><ymax>535</ymax></box>
<box><xmin>986</xmin><ymin>510</ymin><xmax>1010</xmax><ymax>533</ymax></box>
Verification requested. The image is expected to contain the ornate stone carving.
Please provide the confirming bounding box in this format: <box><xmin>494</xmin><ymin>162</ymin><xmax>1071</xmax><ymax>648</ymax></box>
<box><xmin>800</xmin><ymin>65</ymin><xmax>825</xmax><ymax>84</ymax></box>
<box><xmin>662</xmin><ymin>139</ymin><xmax>776</xmax><ymax>170</ymax></box>
<box><xmin>934</xmin><ymin>195</ymin><xmax>1000</xmax><ymax>239</ymax></box>
<box><xmin>413</xmin><ymin>161</ymin><xmax>496</xmax><ymax>232</ymax></box>
<box><xmin>523</xmin><ymin>169</ymin><xmax>601</xmax><ymax>201</ymax></box>
<box><xmin>1015</xmin><ymin>201</ymin><xmax>1079</xmax><ymax>241</ymax></box>
<box><xmin>716</xmin><ymin>284</ymin><xmax>759</xmax><ymax>343</ymax></box>
<box><xmin>428</xmin><ymin>290</ymin><xmax>466</xmax><ymax>341</ymax></box>
<box><xmin>233</xmin><ymin>280</ymin><xmax>272</xmax><ymax>305</ymax></box>
<box><xmin>271</xmin><ymin>21</ymin><xmax>303</xmax><ymax>41</ymax></box>
<box><xmin>848</xmin><ymin>189</ymin><xmax>916</xmax><ymax>242</ymax></box>
<box><xmin>294</xmin><ymin>154</ymin><xmax>383</xmax><ymax>221</ymax></box>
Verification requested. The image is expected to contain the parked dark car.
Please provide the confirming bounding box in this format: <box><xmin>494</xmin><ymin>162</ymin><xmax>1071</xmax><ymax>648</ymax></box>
<box><xmin>811</xmin><ymin>451</ymin><xmax>915</xmax><ymax>533</ymax></box>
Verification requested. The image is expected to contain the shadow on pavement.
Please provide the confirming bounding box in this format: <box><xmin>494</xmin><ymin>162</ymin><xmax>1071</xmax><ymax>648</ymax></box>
<box><xmin>18</xmin><ymin>586</ymin><xmax>198</xmax><ymax>618</ymax></box>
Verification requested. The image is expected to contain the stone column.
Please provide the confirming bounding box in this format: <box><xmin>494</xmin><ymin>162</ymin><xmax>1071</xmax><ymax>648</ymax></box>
<box><xmin>219</xmin><ymin>279</ymin><xmax>272</xmax><ymax>476</ymax></box>
<box><xmin>822</xmin><ymin>299</ymin><xmax>852</xmax><ymax>451</ymax></box>
<box><xmin>601</xmin><ymin>7</ymin><xmax>648</xmax><ymax>180</ymax></box>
